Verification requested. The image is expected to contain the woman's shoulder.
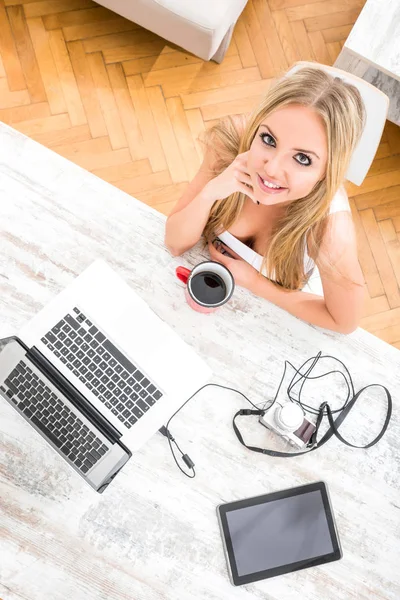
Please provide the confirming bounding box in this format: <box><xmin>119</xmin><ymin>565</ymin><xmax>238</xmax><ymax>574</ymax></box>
<box><xmin>329</xmin><ymin>184</ymin><xmax>350</xmax><ymax>214</ymax></box>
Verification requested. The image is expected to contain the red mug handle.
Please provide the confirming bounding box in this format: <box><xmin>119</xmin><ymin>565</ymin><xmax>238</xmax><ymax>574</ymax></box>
<box><xmin>176</xmin><ymin>266</ymin><xmax>191</xmax><ymax>284</ymax></box>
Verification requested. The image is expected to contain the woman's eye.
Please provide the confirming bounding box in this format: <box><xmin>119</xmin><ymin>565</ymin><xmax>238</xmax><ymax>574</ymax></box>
<box><xmin>259</xmin><ymin>132</ymin><xmax>312</xmax><ymax>166</ymax></box>
<box><xmin>295</xmin><ymin>153</ymin><xmax>312</xmax><ymax>166</ymax></box>
<box><xmin>259</xmin><ymin>132</ymin><xmax>275</xmax><ymax>147</ymax></box>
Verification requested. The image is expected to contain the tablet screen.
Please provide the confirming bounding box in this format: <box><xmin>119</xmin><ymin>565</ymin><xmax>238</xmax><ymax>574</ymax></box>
<box><xmin>218</xmin><ymin>482</ymin><xmax>342</xmax><ymax>585</ymax></box>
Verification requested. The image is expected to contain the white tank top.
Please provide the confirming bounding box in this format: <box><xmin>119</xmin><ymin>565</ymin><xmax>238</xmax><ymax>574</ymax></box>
<box><xmin>217</xmin><ymin>186</ymin><xmax>350</xmax><ymax>296</ymax></box>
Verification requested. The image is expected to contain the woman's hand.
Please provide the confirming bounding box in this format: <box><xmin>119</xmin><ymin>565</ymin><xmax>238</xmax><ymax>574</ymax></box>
<box><xmin>208</xmin><ymin>240</ymin><xmax>259</xmax><ymax>290</ymax></box>
<box><xmin>203</xmin><ymin>151</ymin><xmax>257</xmax><ymax>204</ymax></box>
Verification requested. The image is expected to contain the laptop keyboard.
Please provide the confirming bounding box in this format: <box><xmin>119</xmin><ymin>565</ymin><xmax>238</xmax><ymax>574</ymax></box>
<box><xmin>1</xmin><ymin>361</ymin><xmax>109</xmax><ymax>474</ymax></box>
<box><xmin>41</xmin><ymin>307</ymin><xmax>163</xmax><ymax>430</ymax></box>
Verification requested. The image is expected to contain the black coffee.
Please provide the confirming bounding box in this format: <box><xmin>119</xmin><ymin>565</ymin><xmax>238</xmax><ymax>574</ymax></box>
<box><xmin>190</xmin><ymin>271</ymin><xmax>227</xmax><ymax>305</ymax></box>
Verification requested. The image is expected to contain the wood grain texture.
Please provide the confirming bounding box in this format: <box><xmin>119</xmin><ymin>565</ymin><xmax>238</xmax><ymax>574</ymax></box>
<box><xmin>0</xmin><ymin>122</ymin><xmax>400</xmax><ymax>600</ymax></box>
<box><xmin>0</xmin><ymin>0</ymin><xmax>398</xmax><ymax>347</ymax></box>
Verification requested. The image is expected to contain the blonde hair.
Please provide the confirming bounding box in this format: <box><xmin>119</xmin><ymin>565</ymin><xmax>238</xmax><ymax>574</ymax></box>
<box><xmin>202</xmin><ymin>65</ymin><xmax>366</xmax><ymax>290</ymax></box>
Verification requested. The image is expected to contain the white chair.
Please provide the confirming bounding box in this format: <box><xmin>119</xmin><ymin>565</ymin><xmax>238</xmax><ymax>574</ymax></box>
<box><xmin>286</xmin><ymin>61</ymin><xmax>389</xmax><ymax>186</ymax></box>
<box><xmin>93</xmin><ymin>0</ymin><xmax>248</xmax><ymax>63</ymax></box>
<box><xmin>285</xmin><ymin>62</ymin><xmax>389</xmax><ymax>296</ymax></box>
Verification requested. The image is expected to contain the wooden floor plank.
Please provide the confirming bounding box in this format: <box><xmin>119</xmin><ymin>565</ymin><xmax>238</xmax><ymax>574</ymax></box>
<box><xmin>349</xmin><ymin>197</ymin><xmax>384</xmax><ymax>298</ymax></box>
<box><xmin>200</xmin><ymin>95</ymin><xmax>265</xmax><ymax>120</ymax></box>
<box><xmin>83</xmin><ymin>29</ymin><xmax>163</xmax><ymax>54</ymax></box>
<box><xmin>87</xmin><ymin>51</ymin><xmax>127</xmax><ymax>150</ymax></box>
<box><xmin>185</xmin><ymin>108</ymin><xmax>206</xmax><ymax>163</ymax></box>
<box><xmin>42</xmin><ymin>6</ymin><xmax>117</xmax><ymax>30</ymax></box>
<box><xmin>378</xmin><ymin>219</ymin><xmax>400</xmax><ymax>290</ymax></box>
<box><xmin>12</xmin><ymin>112</ymin><xmax>70</xmax><ymax>135</ymax></box>
<box><xmin>126</xmin><ymin>74</ymin><xmax>167</xmax><ymax>172</ymax></box>
<box><xmin>385</xmin><ymin>120</ymin><xmax>400</xmax><ymax>154</ymax></box>
<box><xmin>232</xmin><ymin>18</ymin><xmax>257</xmax><ymax>68</ymax></box>
<box><xmin>146</xmin><ymin>85</ymin><xmax>187</xmax><ymax>183</ymax></box>
<box><xmin>182</xmin><ymin>79</ymin><xmax>272</xmax><ymax>110</ymax></box>
<box><xmin>26</xmin><ymin>16</ymin><xmax>66</xmax><ymax>114</ymax></box>
<box><xmin>122</xmin><ymin>51</ymin><xmax>202</xmax><ymax>77</ymax></box>
<box><xmin>304</xmin><ymin>8</ymin><xmax>362</xmax><ymax>32</ymax></box>
<box><xmin>367</xmin><ymin>155</ymin><xmax>400</xmax><ymax>177</ymax></box>
<box><xmin>106</xmin><ymin>62</ymin><xmax>147</xmax><ymax>161</ymax></box>
<box><xmin>62</xmin><ymin>17</ymin><xmax>139</xmax><ymax>43</ymax></box>
<box><xmin>0</xmin><ymin>50</ymin><xmax>6</xmax><ymax>76</ymax></box>
<box><xmin>7</xmin><ymin>4</ymin><xmax>46</xmax><ymax>102</ymax></box>
<box><xmin>269</xmin><ymin>0</ymin><xmax>323</xmax><ymax>8</ymax></box>
<box><xmin>241</xmin><ymin>1</ymin><xmax>276</xmax><ymax>79</ymax></box>
<box><xmin>308</xmin><ymin>30</ymin><xmax>331</xmax><ymax>64</ymax></box>
<box><xmin>138</xmin><ymin>183</ymin><xmax>188</xmax><ymax>208</ymax></box>
<box><xmin>327</xmin><ymin>41</ymin><xmax>342</xmax><ymax>64</ymax></box>
<box><xmin>322</xmin><ymin>24</ymin><xmax>352</xmax><ymax>43</ymax></box>
<box><xmin>114</xmin><ymin>170</ymin><xmax>172</xmax><ymax>195</ymax></box>
<box><xmin>166</xmin><ymin>96</ymin><xmax>201</xmax><ymax>180</ymax></box>
<box><xmin>374</xmin><ymin>142</ymin><xmax>392</xmax><ymax>161</ymax></box>
<box><xmin>162</xmin><ymin>65</ymin><xmax>261</xmax><ymax>99</ymax></box>
<box><xmin>361</xmin><ymin>294</ymin><xmax>390</xmax><ymax>319</ymax></box>
<box><xmin>359</xmin><ymin>209</ymin><xmax>400</xmax><ymax>309</ymax></box>
<box><xmin>252</xmin><ymin>0</ymin><xmax>288</xmax><ymax>73</ymax></box>
<box><xmin>91</xmin><ymin>159</ymin><xmax>152</xmax><ymax>183</ymax></box>
<box><xmin>0</xmin><ymin>77</ymin><xmax>30</xmax><ymax>107</ymax></box>
<box><xmin>142</xmin><ymin>56</ymin><xmax>242</xmax><ymax>89</ymax></box>
<box><xmin>290</xmin><ymin>19</ymin><xmax>315</xmax><ymax>61</ymax></box>
<box><xmin>0</xmin><ymin>0</ymin><xmax>26</xmax><ymax>90</ymax></box>
<box><xmin>374</xmin><ymin>200</ymin><xmax>400</xmax><ymax>222</ymax></box>
<box><xmin>347</xmin><ymin>171</ymin><xmax>400</xmax><ymax>197</ymax></box>
<box><xmin>28</xmin><ymin>122</ymin><xmax>91</xmax><ymax>147</ymax></box>
<box><xmin>372</xmin><ymin>324</ymin><xmax>400</xmax><ymax>345</ymax></box>
<box><xmin>0</xmin><ymin>99</ymin><xmax>49</xmax><ymax>123</ymax></box>
<box><xmin>48</xmin><ymin>28</ymin><xmax>86</xmax><ymax>126</ymax></box>
<box><xmin>102</xmin><ymin>41</ymin><xmax>173</xmax><ymax>65</ymax></box>
<box><xmin>23</xmin><ymin>0</ymin><xmax>95</xmax><ymax>19</ymax></box>
<box><xmin>271</xmin><ymin>8</ymin><xmax>301</xmax><ymax>65</ymax></box>
<box><xmin>67</xmin><ymin>40</ymin><xmax>107</xmax><ymax>138</ymax></box>
<box><xmin>286</xmin><ymin>0</ymin><xmax>364</xmax><ymax>22</ymax></box>
<box><xmin>354</xmin><ymin>185</ymin><xmax>400</xmax><ymax>211</ymax></box>
<box><xmin>54</xmin><ymin>136</ymin><xmax>132</xmax><ymax>171</ymax></box>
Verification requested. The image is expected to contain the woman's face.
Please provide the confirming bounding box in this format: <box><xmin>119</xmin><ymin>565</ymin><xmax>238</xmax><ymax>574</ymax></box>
<box><xmin>247</xmin><ymin>104</ymin><xmax>328</xmax><ymax>206</ymax></box>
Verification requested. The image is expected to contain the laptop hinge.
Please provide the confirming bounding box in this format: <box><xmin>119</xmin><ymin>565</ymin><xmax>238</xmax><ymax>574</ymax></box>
<box><xmin>27</xmin><ymin>346</ymin><xmax>121</xmax><ymax>445</ymax></box>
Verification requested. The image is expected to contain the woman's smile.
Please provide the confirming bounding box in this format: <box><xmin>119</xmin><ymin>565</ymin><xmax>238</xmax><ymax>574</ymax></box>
<box><xmin>257</xmin><ymin>174</ymin><xmax>287</xmax><ymax>195</ymax></box>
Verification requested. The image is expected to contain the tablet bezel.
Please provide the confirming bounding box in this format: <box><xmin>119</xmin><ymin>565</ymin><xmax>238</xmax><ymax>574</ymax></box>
<box><xmin>217</xmin><ymin>481</ymin><xmax>342</xmax><ymax>586</ymax></box>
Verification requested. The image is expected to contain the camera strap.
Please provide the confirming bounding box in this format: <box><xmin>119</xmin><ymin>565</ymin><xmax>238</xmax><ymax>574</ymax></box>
<box><xmin>232</xmin><ymin>384</ymin><xmax>392</xmax><ymax>458</ymax></box>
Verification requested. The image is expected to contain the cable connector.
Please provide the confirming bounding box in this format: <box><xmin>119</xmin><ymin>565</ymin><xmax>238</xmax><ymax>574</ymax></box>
<box><xmin>182</xmin><ymin>454</ymin><xmax>195</xmax><ymax>469</ymax></box>
<box><xmin>158</xmin><ymin>426</ymin><xmax>175</xmax><ymax>442</ymax></box>
<box><xmin>240</xmin><ymin>409</ymin><xmax>264</xmax><ymax>416</ymax></box>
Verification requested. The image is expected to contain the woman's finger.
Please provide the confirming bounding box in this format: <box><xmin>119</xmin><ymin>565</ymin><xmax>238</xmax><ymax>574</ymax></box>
<box><xmin>236</xmin><ymin>171</ymin><xmax>253</xmax><ymax>186</ymax></box>
<box><xmin>208</xmin><ymin>241</ymin><xmax>230</xmax><ymax>266</ymax></box>
<box><xmin>218</xmin><ymin>242</ymin><xmax>242</xmax><ymax>260</ymax></box>
<box><xmin>237</xmin><ymin>183</ymin><xmax>257</xmax><ymax>203</ymax></box>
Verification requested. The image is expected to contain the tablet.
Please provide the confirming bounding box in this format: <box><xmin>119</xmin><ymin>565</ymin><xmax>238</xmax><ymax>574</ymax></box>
<box><xmin>217</xmin><ymin>481</ymin><xmax>342</xmax><ymax>586</ymax></box>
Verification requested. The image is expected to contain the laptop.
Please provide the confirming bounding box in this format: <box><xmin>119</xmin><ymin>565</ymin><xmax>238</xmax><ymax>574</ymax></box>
<box><xmin>0</xmin><ymin>260</ymin><xmax>212</xmax><ymax>493</ymax></box>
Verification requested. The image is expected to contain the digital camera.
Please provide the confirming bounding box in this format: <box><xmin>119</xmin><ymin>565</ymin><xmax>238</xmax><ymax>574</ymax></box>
<box><xmin>259</xmin><ymin>400</ymin><xmax>316</xmax><ymax>449</ymax></box>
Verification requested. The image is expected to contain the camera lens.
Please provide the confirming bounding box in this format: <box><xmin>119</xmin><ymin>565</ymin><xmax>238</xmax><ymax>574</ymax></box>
<box><xmin>275</xmin><ymin>404</ymin><xmax>304</xmax><ymax>432</ymax></box>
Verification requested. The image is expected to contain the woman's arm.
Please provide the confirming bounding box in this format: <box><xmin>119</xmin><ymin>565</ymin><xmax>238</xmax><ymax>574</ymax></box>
<box><xmin>209</xmin><ymin>211</ymin><xmax>365</xmax><ymax>334</ymax></box>
<box><xmin>165</xmin><ymin>149</ymin><xmax>256</xmax><ymax>256</ymax></box>
<box><xmin>164</xmin><ymin>150</ymin><xmax>219</xmax><ymax>256</ymax></box>
<box><xmin>248</xmin><ymin>276</ymin><xmax>364</xmax><ymax>334</ymax></box>
<box><xmin>165</xmin><ymin>115</ymin><xmax>253</xmax><ymax>256</ymax></box>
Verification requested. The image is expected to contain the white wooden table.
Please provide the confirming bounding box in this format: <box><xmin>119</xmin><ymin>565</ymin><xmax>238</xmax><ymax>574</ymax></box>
<box><xmin>0</xmin><ymin>122</ymin><xmax>399</xmax><ymax>600</ymax></box>
<box><xmin>334</xmin><ymin>0</ymin><xmax>400</xmax><ymax>125</ymax></box>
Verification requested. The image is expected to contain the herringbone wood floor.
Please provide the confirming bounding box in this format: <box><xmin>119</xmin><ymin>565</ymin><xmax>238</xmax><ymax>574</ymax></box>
<box><xmin>0</xmin><ymin>0</ymin><xmax>399</xmax><ymax>347</ymax></box>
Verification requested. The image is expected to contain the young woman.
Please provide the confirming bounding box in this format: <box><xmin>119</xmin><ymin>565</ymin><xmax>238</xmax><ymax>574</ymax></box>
<box><xmin>165</xmin><ymin>65</ymin><xmax>366</xmax><ymax>333</ymax></box>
